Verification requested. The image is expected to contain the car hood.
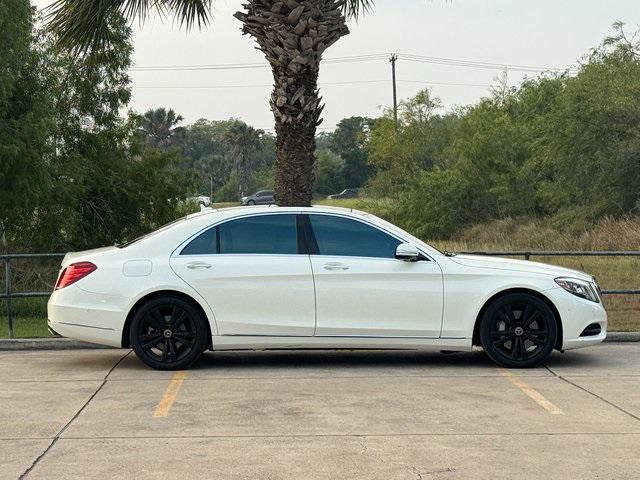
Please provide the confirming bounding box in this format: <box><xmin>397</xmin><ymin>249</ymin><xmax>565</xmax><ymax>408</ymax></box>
<box><xmin>448</xmin><ymin>254</ymin><xmax>592</xmax><ymax>281</ymax></box>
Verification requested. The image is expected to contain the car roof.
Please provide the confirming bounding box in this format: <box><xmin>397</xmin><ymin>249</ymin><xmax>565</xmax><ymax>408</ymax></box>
<box><xmin>186</xmin><ymin>204</ymin><xmax>366</xmax><ymax>219</ymax></box>
<box><xmin>126</xmin><ymin>204</ymin><xmax>443</xmax><ymax>259</ymax></box>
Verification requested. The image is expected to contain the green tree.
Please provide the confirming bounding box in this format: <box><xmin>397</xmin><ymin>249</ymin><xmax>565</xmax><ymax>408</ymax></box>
<box><xmin>314</xmin><ymin>149</ymin><xmax>345</xmax><ymax>196</ymax></box>
<box><xmin>173</xmin><ymin>118</ymin><xmax>276</xmax><ymax>200</ymax></box>
<box><xmin>8</xmin><ymin>15</ymin><xmax>196</xmax><ymax>251</ymax></box>
<box><xmin>0</xmin><ymin>2</ymin><xmax>55</xmax><ymax>251</ymax></box>
<box><xmin>221</xmin><ymin>120</ymin><xmax>265</xmax><ymax>199</ymax></box>
<box><xmin>535</xmin><ymin>23</ymin><xmax>640</xmax><ymax>224</ymax></box>
<box><xmin>385</xmin><ymin>24</ymin><xmax>640</xmax><ymax>239</ymax></box>
<box><xmin>46</xmin><ymin>0</ymin><xmax>378</xmax><ymax>206</ymax></box>
<box><xmin>367</xmin><ymin>89</ymin><xmax>454</xmax><ymax>196</ymax></box>
<box><xmin>329</xmin><ymin>116</ymin><xmax>373</xmax><ymax>188</ymax></box>
<box><xmin>138</xmin><ymin>108</ymin><xmax>184</xmax><ymax>148</ymax></box>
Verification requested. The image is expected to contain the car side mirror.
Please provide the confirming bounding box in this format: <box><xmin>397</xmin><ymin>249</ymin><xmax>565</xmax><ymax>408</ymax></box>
<box><xmin>395</xmin><ymin>243</ymin><xmax>422</xmax><ymax>262</ymax></box>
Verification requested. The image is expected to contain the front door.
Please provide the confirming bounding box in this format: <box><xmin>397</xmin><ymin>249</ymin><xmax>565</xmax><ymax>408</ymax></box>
<box><xmin>171</xmin><ymin>213</ymin><xmax>315</xmax><ymax>336</ymax></box>
<box><xmin>306</xmin><ymin>214</ymin><xmax>443</xmax><ymax>337</ymax></box>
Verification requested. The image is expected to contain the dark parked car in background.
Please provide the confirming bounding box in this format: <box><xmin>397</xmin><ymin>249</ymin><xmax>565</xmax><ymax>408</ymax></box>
<box><xmin>241</xmin><ymin>190</ymin><xmax>275</xmax><ymax>205</ymax></box>
<box><xmin>327</xmin><ymin>188</ymin><xmax>362</xmax><ymax>200</ymax></box>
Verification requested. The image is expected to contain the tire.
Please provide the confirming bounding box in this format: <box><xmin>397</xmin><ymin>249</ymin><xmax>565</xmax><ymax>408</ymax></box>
<box><xmin>247</xmin><ymin>200</ymin><xmax>256</xmax><ymax>205</ymax></box>
<box><xmin>130</xmin><ymin>296</ymin><xmax>208</xmax><ymax>370</ymax></box>
<box><xmin>480</xmin><ymin>293</ymin><xmax>557</xmax><ymax>368</ymax></box>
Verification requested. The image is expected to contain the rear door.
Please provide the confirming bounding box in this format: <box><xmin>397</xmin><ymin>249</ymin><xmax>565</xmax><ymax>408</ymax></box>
<box><xmin>306</xmin><ymin>214</ymin><xmax>443</xmax><ymax>337</ymax></box>
<box><xmin>170</xmin><ymin>213</ymin><xmax>315</xmax><ymax>336</ymax></box>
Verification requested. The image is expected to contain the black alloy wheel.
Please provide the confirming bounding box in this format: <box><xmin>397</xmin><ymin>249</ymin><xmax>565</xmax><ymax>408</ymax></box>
<box><xmin>480</xmin><ymin>293</ymin><xmax>557</xmax><ymax>368</ymax></box>
<box><xmin>131</xmin><ymin>296</ymin><xmax>208</xmax><ymax>370</ymax></box>
<box><xmin>247</xmin><ymin>199</ymin><xmax>256</xmax><ymax>205</ymax></box>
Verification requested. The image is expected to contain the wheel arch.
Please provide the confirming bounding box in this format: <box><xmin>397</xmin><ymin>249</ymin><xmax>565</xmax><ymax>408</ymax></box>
<box><xmin>121</xmin><ymin>290</ymin><xmax>213</xmax><ymax>350</ymax></box>
<box><xmin>471</xmin><ymin>288</ymin><xmax>563</xmax><ymax>350</ymax></box>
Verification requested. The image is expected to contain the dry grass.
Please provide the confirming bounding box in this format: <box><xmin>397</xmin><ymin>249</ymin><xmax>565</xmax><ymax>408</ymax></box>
<box><xmin>449</xmin><ymin>216</ymin><xmax>640</xmax><ymax>251</ymax></box>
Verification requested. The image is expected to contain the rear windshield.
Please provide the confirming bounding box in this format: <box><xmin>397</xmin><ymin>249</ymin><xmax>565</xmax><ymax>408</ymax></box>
<box><xmin>116</xmin><ymin>217</ymin><xmax>187</xmax><ymax>248</ymax></box>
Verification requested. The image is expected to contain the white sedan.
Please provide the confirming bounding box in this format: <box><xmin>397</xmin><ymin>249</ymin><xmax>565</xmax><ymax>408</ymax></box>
<box><xmin>48</xmin><ymin>206</ymin><xmax>607</xmax><ymax>370</ymax></box>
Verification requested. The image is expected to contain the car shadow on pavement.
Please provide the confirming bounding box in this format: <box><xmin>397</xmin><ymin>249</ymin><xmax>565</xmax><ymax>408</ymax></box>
<box><xmin>188</xmin><ymin>349</ymin><xmax>496</xmax><ymax>371</ymax></box>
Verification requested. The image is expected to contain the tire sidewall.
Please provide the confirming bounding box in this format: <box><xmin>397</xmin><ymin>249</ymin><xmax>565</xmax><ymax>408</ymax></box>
<box><xmin>480</xmin><ymin>293</ymin><xmax>558</xmax><ymax>369</ymax></box>
<box><xmin>131</xmin><ymin>296</ymin><xmax>208</xmax><ymax>370</ymax></box>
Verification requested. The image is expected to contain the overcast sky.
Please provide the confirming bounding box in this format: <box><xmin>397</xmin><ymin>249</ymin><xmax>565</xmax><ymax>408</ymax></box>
<box><xmin>34</xmin><ymin>0</ymin><xmax>640</xmax><ymax>132</ymax></box>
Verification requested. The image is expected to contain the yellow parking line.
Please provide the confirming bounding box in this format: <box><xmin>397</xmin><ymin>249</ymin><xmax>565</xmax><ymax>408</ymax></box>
<box><xmin>153</xmin><ymin>371</ymin><xmax>188</xmax><ymax>418</ymax></box>
<box><xmin>499</xmin><ymin>369</ymin><xmax>563</xmax><ymax>415</ymax></box>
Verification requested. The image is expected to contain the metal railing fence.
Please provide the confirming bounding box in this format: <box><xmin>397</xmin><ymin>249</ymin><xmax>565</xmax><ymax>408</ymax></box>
<box><xmin>1</xmin><ymin>254</ymin><xmax>65</xmax><ymax>338</ymax></box>
<box><xmin>2</xmin><ymin>251</ymin><xmax>640</xmax><ymax>338</ymax></box>
<box><xmin>457</xmin><ymin>251</ymin><xmax>640</xmax><ymax>295</ymax></box>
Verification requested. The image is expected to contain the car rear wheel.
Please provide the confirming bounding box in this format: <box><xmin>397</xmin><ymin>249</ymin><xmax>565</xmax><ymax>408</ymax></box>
<box><xmin>480</xmin><ymin>293</ymin><xmax>557</xmax><ymax>368</ymax></box>
<box><xmin>131</xmin><ymin>296</ymin><xmax>208</xmax><ymax>370</ymax></box>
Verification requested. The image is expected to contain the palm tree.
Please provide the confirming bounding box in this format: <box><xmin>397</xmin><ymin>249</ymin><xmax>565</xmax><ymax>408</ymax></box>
<box><xmin>139</xmin><ymin>108</ymin><xmax>184</xmax><ymax>148</ymax></box>
<box><xmin>221</xmin><ymin>120</ymin><xmax>264</xmax><ymax>199</ymax></box>
<box><xmin>46</xmin><ymin>0</ymin><xmax>373</xmax><ymax>206</ymax></box>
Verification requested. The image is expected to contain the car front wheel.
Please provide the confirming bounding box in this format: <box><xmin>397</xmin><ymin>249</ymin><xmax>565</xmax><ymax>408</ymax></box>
<box><xmin>131</xmin><ymin>296</ymin><xmax>208</xmax><ymax>370</ymax></box>
<box><xmin>480</xmin><ymin>293</ymin><xmax>557</xmax><ymax>368</ymax></box>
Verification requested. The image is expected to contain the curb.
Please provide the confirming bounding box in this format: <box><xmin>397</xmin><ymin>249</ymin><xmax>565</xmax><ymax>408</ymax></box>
<box><xmin>1</xmin><ymin>333</ymin><xmax>639</xmax><ymax>351</ymax></box>
<box><xmin>604</xmin><ymin>332</ymin><xmax>640</xmax><ymax>343</ymax></box>
<box><xmin>0</xmin><ymin>337</ymin><xmax>115</xmax><ymax>351</ymax></box>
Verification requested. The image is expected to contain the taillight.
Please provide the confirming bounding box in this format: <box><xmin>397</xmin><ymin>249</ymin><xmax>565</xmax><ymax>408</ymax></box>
<box><xmin>55</xmin><ymin>262</ymin><xmax>97</xmax><ymax>290</ymax></box>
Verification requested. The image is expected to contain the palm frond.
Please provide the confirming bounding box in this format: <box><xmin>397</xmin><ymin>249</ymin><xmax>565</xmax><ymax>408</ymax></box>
<box><xmin>341</xmin><ymin>0</ymin><xmax>375</xmax><ymax>20</ymax></box>
<box><xmin>164</xmin><ymin>0</ymin><xmax>213</xmax><ymax>29</ymax></box>
<box><xmin>46</xmin><ymin>0</ymin><xmax>212</xmax><ymax>54</ymax></box>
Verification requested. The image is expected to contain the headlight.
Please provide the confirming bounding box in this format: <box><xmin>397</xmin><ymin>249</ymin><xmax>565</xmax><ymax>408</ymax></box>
<box><xmin>555</xmin><ymin>277</ymin><xmax>599</xmax><ymax>303</ymax></box>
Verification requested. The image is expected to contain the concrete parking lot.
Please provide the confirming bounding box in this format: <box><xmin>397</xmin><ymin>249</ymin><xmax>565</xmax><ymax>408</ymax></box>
<box><xmin>1</xmin><ymin>344</ymin><xmax>639</xmax><ymax>479</ymax></box>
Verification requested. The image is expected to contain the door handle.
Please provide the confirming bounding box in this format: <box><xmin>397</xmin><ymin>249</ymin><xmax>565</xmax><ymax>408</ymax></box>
<box><xmin>186</xmin><ymin>262</ymin><xmax>212</xmax><ymax>270</ymax></box>
<box><xmin>323</xmin><ymin>262</ymin><xmax>349</xmax><ymax>271</ymax></box>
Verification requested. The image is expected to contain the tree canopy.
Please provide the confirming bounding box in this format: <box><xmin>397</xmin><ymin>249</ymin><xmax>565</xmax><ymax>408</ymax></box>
<box><xmin>368</xmin><ymin>23</ymin><xmax>640</xmax><ymax>239</ymax></box>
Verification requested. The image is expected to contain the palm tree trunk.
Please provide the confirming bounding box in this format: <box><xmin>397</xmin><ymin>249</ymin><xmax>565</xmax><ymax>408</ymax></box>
<box><xmin>237</xmin><ymin>151</ymin><xmax>250</xmax><ymax>198</ymax></box>
<box><xmin>235</xmin><ymin>0</ymin><xmax>349</xmax><ymax>206</ymax></box>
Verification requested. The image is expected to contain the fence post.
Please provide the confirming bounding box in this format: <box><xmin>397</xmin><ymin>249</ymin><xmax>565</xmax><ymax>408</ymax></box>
<box><xmin>4</xmin><ymin>257</ymin><xmax>13</xmax><ymax>339</ymax></box>
<box><xmin>524</xmin><ymin>252</ymin><xmax>531</xmax><ymax>261</ymax></box>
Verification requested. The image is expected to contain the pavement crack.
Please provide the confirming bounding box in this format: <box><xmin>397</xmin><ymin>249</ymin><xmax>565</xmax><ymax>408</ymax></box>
<box><xmin>19</xmin><ymin>379</ymin><xmax>107</xmax><ymax>479</ymax></box>
<box><xmin>104</xmin><ymin>350</ymin><xmax>132</xmax><ymax>379</ymax></box>
<box><xmin>557</xmin><ymin>375</ymin><xmax>640</xmax><ymax>423</ymax></box>
<box><xmin>410</xmin><ymin>465</ymin><xmax>455</xmax><ymax>478</ymax></box>
<box><xmin>544</xmin><ymin>363</ymin><xmax>640</xmax><ymax>422</ymax></box>
<box><xmin>18</xmin><ymin>351</ymin><xmax>128</xmax><ymax>478</ymax></box>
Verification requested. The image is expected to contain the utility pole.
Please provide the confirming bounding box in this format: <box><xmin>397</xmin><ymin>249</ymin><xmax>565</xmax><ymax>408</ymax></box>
<box><xmin>389</xmin><ymin>53</ymin><xmax>398</xmax><ymax>126</ymax></box>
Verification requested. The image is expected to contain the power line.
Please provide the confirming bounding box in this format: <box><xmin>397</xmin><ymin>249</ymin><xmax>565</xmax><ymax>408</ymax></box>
<box><xmin>131</xmin><ymin>79</ymin><xmax>493</xmax><ymax>89</ymax></box>
<box><xmin>398</xmin><ymin>53</ymin><xmax>574</xmax><ymax>73</ymax></box>
<box><xmin>400</xmin><ymin>79</ymin><xmax>492</xmax><ymax>87</ymax></box>
<box><xmin>130</xmin><ymin>54</ymin><xmax>388</xmax><ymax>71</ymax></box>
<box><xmin>129</xmin><ymin>52</ymin><xmax>574</xmax><ymax>74</ymax></box>
<box><xmin>133</xmin><ymin>79</ymin><xmax>389</xmax><ymax>89</ymax></box>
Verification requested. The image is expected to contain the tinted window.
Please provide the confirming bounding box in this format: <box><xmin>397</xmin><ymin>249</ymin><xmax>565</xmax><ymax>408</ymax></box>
<box><xmin>181</xmin><ymin>227</ymin><xmax>216</xmax><ymax>255</ymax></box>
<box><xmin>308</xmin><ymin>215</ymin><xmax>401</xmax><ymax>258</ymax></box>
<box><xmin>181</xmin><ymin>215</ymin><xmax>299</xmax><ymax>255</ymax></box>
<box><xmin>219</xmin><ymin>215</ymin><xmax>297</xmax><ymax>254</ymax></box>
